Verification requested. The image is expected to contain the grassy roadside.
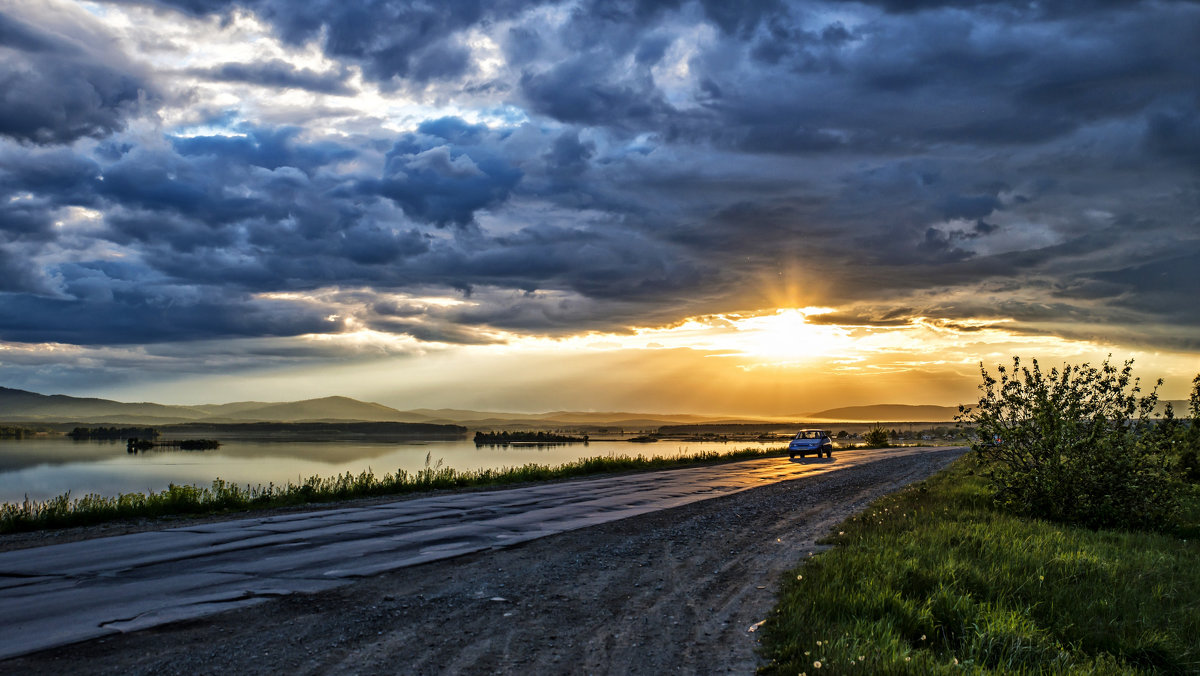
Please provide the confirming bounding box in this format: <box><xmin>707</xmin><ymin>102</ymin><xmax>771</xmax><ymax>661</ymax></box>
<box><xmin>0</xmin><ymin>446</ymin><xmax>789</xmax><ymax>534</ymax></box>
<box><xmin>759</xmin><ymin>454</ymin><xmax>1200</xmax><ymax>674</ymax></box>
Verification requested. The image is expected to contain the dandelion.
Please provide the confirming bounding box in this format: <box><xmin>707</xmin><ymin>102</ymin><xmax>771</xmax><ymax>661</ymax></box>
<box><xmin>859</xmin><ymin>656</ymin><xmax>865</xmax><ymax>661</ymax></box>
<box><xmin>816</xmin><ymin>641</ymin><xmax>822</xmax><ymax>646</ymax></box>
<box><xmin>905</xmin><ymin>657</ymin><xmax>911</xmax><ymax>662</ymax></box>
<box><xmin>797</xmin><ymin>574</ymin><xmax>803</xmax><ymax>580</ymax></box>
<box><xmin>1039</xmin><ymin>575</ymin><xmax>1044</xmax><ymax>581</ymax></box>
<box><xmin>805</xmin><ymin>651</ymin><xmax>810</xmax><ymax>656</ymax></box>
<box><xmin>920</xmin><ymin>634</ymin><xmax>926</xmax><ymax>641</ymax></box>
<box><xmin>814</xmin><ymin>661</ymin><xmax>822</xmax><ymax>669</ymax></box>
<box><xmin>953</xmin><ymin>658</ymin><xmax>959</xmax><ymax>665</ymax></box>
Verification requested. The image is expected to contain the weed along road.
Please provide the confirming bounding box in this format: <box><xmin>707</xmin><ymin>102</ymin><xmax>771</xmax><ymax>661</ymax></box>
<box><xmin>0</xmin><ymin>446</ymin><xmax>965</xmax><ymax>669</ymax></box>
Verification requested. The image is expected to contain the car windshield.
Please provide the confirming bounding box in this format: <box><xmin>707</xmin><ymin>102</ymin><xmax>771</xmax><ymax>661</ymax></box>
<box><xmin>795</xmin><ymin>431</ymin><xmax>827</xmax><ymax>439</ymax></box>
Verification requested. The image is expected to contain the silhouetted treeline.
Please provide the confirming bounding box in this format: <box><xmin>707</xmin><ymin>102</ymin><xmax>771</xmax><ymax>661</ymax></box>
<box><xmin>69</xmin><ymin>426</ymin><xmax>159</xmax><ymax>440</ymax></box>
<box><xmin>658</xmin><ymin>423</ymin><xmax>808</xmax><ymax>435</ymax></box>
<box><xmin>177</xmin><ymin>439</ymin><xmax>220</xmax><ymax>450</ymax></box>
<box><xmin>0</xmin><ymin>426</ymin><xmax>38</xmax><ymax>439</ymax></box>
<box><xmin>474</xmin><ymin>430</ymin><xmax>588</xmax><ymax>445</ymax></box>
<box><xmin>127</xmin><ymin>438</ymin><xmax>220</xmax><ymax>452</ymax></box>
<box><xmin>161</xmin><ymin>422</ymin><xmax>466</xmax><ymax>439</ymax></box>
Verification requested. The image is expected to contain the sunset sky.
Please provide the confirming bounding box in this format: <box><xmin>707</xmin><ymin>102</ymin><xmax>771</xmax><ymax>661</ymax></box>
<box><xmin>1</xmin><ymin>0</ymin><xmax>1198</xmax><ymax>415</ymax></box>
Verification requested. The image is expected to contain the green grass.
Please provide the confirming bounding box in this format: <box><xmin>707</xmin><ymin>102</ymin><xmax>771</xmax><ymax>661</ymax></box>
<box><xmin>0</xmin><ymin>446</ymin><xmax>787</xmax><ymax>534</ymax></box>
<box><xmin>759</xmin><ymin>454</ymin><xmax>1200</xmax><ymax>674</ymax></box>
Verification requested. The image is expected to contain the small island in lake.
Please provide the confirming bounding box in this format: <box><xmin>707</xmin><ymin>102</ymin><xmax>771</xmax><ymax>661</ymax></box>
<box><xmin>127</xmin><ymin>438</ymin><xmax>221</xmax><ymax>452</ymax></box>
<box><xmin>474</xmin><ymin>430</ymin><xmax>589</xmax><ymax>445</ymax></box>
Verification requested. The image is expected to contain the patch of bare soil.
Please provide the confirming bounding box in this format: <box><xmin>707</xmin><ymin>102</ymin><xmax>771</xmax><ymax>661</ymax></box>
<box><xmin>4</xmin><ymin>448</ymin><xmax>963</xmax><ymax>675</ymax></box>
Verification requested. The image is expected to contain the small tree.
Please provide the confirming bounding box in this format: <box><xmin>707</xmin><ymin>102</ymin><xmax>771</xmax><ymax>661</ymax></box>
<box><xmin>863</xmin><ymin>425</ymin><xmax>889</xmax><ymax>447</ymax></box>
<box><xmin>956</xmin><ymin>356</ymin><xmax>1180</xmax><ymax>530</ymax></box>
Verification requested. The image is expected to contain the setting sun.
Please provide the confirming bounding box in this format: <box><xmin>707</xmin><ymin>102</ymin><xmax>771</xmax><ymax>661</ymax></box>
<box><xmin>722</xmin><ymin>308</ymin><xmax>851</xmax><ymax>365</ymax></box>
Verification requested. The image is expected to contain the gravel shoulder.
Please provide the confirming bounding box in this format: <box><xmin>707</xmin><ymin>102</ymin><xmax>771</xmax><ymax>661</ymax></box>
<box><xmin>4</xmin><ymin>447</ymin><xmax>964</xmax><ymax>675</ymax></box>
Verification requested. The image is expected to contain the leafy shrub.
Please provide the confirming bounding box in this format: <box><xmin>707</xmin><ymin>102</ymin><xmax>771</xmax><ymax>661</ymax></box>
<box><xmin>956</xmin><ymin>357</ymin><xmax>1184</xmax><ymax>531</ymax></box>
<box><xmin>864</xmin><ymin>425</ymin><xmax>890</xmax><ymax>447</ymax></box>
<box><xmin>1171</xmin><ymin>376</ymin><xmax>1200</xmax><ymax>482</ymax></box>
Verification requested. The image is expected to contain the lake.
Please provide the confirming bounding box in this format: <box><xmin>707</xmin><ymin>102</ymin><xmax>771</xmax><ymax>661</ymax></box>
<box><xmin>0</xmin><ymin>436</ymin><xmax>786</xmax><ymax>504</ymax></box>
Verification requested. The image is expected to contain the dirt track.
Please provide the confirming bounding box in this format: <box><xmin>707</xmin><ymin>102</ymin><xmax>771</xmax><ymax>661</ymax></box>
<box><xmin>3</xmin><ymin>447</ymin><xmax>964</xmax><ymax>675</ymax></box>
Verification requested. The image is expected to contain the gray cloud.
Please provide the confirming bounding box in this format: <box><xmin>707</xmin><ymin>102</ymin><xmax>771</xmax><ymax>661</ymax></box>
<box><xmin>0</xmin><ymin>6</ymin><xmax>154</xmax><ymax>145</ymax></box>
<box><xmin>1</xmin><ymin>0</ymin><xmax>1198</xmax><ymax>374</ymax></box>
<box><xmin>189</xmin><ymin>59</ymin><xmax>354</xmax><ymax>95</ymax></box>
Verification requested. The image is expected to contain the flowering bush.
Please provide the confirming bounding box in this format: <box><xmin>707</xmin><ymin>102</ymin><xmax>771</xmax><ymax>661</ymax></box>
<box><xmin>956</xmin><ymin>357</ymin><xmax>1184</xmax><ymax>530</ymax></box>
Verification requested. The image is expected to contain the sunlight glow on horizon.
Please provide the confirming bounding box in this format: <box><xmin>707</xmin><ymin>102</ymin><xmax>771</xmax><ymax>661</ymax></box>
<box><xmin>50</xmin><ymin>296</ymin><xmax>1196</xmax><ymax>414</ymax></box>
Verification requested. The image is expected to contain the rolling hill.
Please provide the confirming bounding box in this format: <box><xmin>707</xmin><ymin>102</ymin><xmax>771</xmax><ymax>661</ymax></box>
<box><xmin>806</xmin><ymin>400</ymin><xmax>1191</xmax><ymax>422</ymax></box>
<box><xmin>0</xmin><ymin>387</ymin><xmax>209</xmax><ymax>422</ymax></box>
<box><xmin>805</xmin><ymin>404</ymin><xmax>963</xmax><ymax>422</ymax></box>
<box><xmin>0</xmin><ymin>388</ymin><xmax>417</xmax><ymax>424</ymax></box>
<box><xmin>3</xmin><ymin>386</ymin><xmax>1186</xmax><ymax>427</ymax></box>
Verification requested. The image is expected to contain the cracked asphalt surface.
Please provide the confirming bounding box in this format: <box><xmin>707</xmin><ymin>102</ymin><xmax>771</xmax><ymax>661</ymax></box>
<box><xmin>1</xmin><ymin>446</ymin><xmax>965</xmax><ymax>674</ymax></box>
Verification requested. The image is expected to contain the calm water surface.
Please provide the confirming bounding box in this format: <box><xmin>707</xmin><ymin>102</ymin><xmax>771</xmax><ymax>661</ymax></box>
<box><xmin>0</xmin><ymin>437</ymin><xmax>784</xmax><ymax>503</ymax></box>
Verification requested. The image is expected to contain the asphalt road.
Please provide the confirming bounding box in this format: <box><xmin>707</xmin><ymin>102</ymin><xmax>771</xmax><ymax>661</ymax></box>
<box><xmin>0</xmin><ymin>446</ymin><xmax>960</xmax><ymax>661</ymax></box>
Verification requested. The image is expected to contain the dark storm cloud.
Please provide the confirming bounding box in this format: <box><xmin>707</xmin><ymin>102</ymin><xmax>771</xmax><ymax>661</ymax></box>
<box><xmin>1146</xmin><ymin>103</ymin><xmax>1200</xmax><ymax>166</ymax></box>
<box><xmin>0</xmin><ymin>118</ymin><xmax>437</xmax><ymax>346</ymax></box>
<box><xmin>0</xmin><ymin>277</ymin><xmax>338</xmax><ymax>345</ymax></box>
<box><xmin>673</xmin><ymin>2</ymin><xmax>1200</xmax><ymax>158</ymax></box>
<box><xmin>0</xmin><ymin>8</ymin><xmax>153</xmax><ymax>145</ymax></box>
<box><xmin>375</xmin><ymin>119</ymin><xmax>523</xmax><ymax>226</ymax></box>
<box><xmin>518</xmin><ymin>55</ymin><xmax>675</xmax><ymax>127</ymax></box>
<box><xmin>122</xmin><ymin>0</ymin><xmax>535</xmax><ymax>84</ymax></box>
<box><xmin>171</xmin><ymin>126</ymin><xmax>357</xmax><ymax>174</ymax></box>
<box><xmin>190</xmin><ymin>60</ymin><xmax>354</xmax><ymax>95</ymax></box>
<box><xmin>1080</xmin><ymin>248</ymin><xmax>1200</xmax><ymax>324</ymax></box>
<box><xmin>0</xmin><ymin>148</ymin><xmax>102</xmax><ymax>202</ymax></box>
<box><xmin>0</xmin><ymin>248</ymin><xmax>49</xmax><ymax>293</ymax></box>
<box><xmin>4</xmin><ymin>0</ymin><xmax>1200</xmax><ymax>362</ymax></box>
<box><xmin>543</xmin><ymin>130</ymin><xmax>595</xmax><ymax>180</ymax></box>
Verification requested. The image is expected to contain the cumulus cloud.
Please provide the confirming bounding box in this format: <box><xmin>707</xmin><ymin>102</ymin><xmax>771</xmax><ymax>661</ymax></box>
<box><xmin>0</xmin><ymin>3</ymin><xmax>154</xmax><ymax>144</ymax></box>
<box><xmin>189</xmin><ymin>59</ymin><xmax>354</xmax><ymax>95</ymax></box>
<box><xmin>2</xmin><ymin>0</ymin><xmax>1199</xmax><ymax>383</ymax></box>
<box><xmin>376</xmin><ymin>118</ymin><xmax>523</xmax><ymax>226</ymax></box>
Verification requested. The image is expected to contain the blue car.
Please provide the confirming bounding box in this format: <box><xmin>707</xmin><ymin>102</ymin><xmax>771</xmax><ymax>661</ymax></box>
<box><xmin>789</xmin><ymin>429</ymin><xmax>833</xmax><ymax>459</ymax></box>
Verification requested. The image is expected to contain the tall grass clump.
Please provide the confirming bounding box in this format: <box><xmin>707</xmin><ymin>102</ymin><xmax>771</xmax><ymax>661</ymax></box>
<box><xmin>759</xmin><ymin>454</ymin><xmax>1200</xmax><ymax>674</ymax></box>
<box><xmin>955</xmin><ymin>357</ymin><xmax>1195</xmax><ymax>531</ymax></box>
<box><xmin>0</xmin><ymin>445</ymin><xmax>788</xmax><ymax>534</ymax></box>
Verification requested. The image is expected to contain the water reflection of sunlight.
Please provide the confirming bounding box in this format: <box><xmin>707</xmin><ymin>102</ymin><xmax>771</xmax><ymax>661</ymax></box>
<box><xmin>0</xmin><ymin>438</ymin><xmax>788</xmax><ymax>503</ymax></box>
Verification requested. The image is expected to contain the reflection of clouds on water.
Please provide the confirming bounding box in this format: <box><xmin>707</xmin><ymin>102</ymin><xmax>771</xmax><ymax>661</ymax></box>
<box><xmin>0</xmin><ymin>439</ymin><xmax>120</xmax><ymax>472</ymax></box>
<box><xmin>0</xmin><ymin>438</ymin><xmax>785</xmax><ymax>503</ymax></box>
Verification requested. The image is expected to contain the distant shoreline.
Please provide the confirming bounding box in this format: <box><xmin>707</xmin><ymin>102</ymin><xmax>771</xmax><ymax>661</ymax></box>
<box><xmin>156</xmin><ymin>421</ymin><xmax>468</xmax><ymax>440</ymax></box>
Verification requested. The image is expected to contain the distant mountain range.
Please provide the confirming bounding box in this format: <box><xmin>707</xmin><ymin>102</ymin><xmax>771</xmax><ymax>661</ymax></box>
<box><xmin>1</xmin><ymin>387</ymin><xmax>1187</xmax><ymax>427</ymax></box>
<box><xmin>0</xmin><ymin>387</ymin><xmax>768</xmax><ymax>427</ymax></box>
<box><xmin>806</xmin><ymin>400</ymin><xmax>1191</xmax><ymax>422</ymax></box>
<box><xmin>805</xmin><ymin>404</ymin><xmax>963</xmax><ymax>422</ymax></box>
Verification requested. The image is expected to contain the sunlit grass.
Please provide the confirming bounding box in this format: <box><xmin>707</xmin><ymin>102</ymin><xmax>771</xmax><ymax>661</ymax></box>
<box><xmin>0</xmin><ymin>446</ymin><xmax>788</xmax><ymax>534</ymax></box>
<box><xmin>759</xmin><ymin>454</ymin><xmax>1200</xmax><ymax>674</ymax></box>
